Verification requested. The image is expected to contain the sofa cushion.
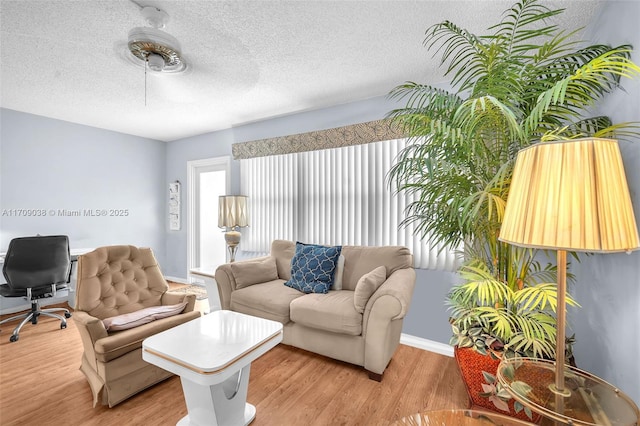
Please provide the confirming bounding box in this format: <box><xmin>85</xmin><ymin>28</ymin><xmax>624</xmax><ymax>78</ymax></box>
<box><xmin>231</xmin><ymin>256</ymin><xmax>278</xmax><ymax>289</ymax></box>
<box><xmin>284</xmin><ymin>242</ymin><xmax>342</xmax><ymax>294</ymax></box>
<box><xmin>353</xmin><ymin>266</ymin><xmax>387</xmax><ymax>313</ymax></box>
<box><xmin>290</xmin><ymin>290</ymin><xmax>362</xmax><ymax>336</ymax></box>
<box><xmin>231</xmin><ymin>279</ymin><xmax>304</xmax><ymax>324</ymax></box>
<box><xmin>102</xmin><ymin>301</ymin><xmax>188</xmax><ymax>331</ymax></box>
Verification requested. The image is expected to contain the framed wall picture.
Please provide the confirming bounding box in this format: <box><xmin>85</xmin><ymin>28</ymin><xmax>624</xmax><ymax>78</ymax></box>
<box><xmin>169</xmin><ymin>181</ymin><xmax>181</xmax><ymax>230</ymax></box>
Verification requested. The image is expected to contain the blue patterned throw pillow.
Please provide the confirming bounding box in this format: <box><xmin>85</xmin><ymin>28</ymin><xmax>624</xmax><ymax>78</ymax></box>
<box><xmin>284</xmin><ymin>242</ymin><xmax>342</xmax><ymax>294</ymax></box>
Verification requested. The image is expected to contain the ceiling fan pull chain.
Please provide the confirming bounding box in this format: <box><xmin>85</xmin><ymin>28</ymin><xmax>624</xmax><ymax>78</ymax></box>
<box><xmin>144</xmin><ymin>55</ymin><xmax>147</xmax><ymax>107</ymax></box>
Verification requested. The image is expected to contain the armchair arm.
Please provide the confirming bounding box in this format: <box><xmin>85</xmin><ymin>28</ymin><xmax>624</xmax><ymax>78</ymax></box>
<box><xmin>162</xmin><ymin>292</ymin><xmax>197</xmax><ymax>312</ymax></box>
<box><xmin>73</xmin><ymin>311</ymin><xmax>108</xmax><ymax>342</ymax></box>
<box><xmin>73</xmin><ymin>311</ymin><xmax>109</xmax><ymax>366</ymax></box>
<box><xmin>215</xmin><ymin>255</ymin><xmax>271</xmax><ymax>310</ymax></box>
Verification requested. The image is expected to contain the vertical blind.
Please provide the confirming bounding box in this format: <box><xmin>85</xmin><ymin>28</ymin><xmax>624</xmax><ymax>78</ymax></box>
<box><xmin>240</xmin><ymin>138</ymin><xmax>460</xmax><ymax>271</ymax></box>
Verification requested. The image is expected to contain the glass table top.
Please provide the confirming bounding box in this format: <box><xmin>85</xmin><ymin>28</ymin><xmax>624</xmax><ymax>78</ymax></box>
<box><xmin>497</xmin><ymin>358</ymin><xmax>639</xmax><ymax>426</ymax></box>
<box><xmin>391</xmin><ymin>409</ymin><xmax>535</xmax><ymax>425</ymax></box>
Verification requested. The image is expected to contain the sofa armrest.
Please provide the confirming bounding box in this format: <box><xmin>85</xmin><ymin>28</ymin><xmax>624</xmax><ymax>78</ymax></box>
<box><xmin>215</xmin><ymin>264</ymin><xmax>235</xmax><ymax>310</ymax></box>
<box><xmin>215</xmin><ymin>255</ymin><xmax>272</xmax><ymax>310</ymax></box>
<box><xmin>365</xmin><ymin>268</ymin><xmax>416</xmax><ymax>321</ymax></box>
<box><xmin>361</xmin><ymin>267</ymin><xmax>416</xmax><ymax>375</ymax></box>
<box><xmin>162</xmin><ymin>291</ymin><xmax>197</xmax><ymax>312</ymax></box>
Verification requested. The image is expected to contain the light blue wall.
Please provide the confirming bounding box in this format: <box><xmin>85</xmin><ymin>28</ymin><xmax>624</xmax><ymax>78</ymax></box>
<box><xmin>570</xmin><ymin>1</ymin><xmax>640</xmax><ymax>404</ymax></box>
<box><xmin>163</xmin><ymin>128</ymin><xmax>237</xmax><ymax>277</ymax></box>
<box><xmin>0</xmin><ymin>108</ymin><xmax>167</xmax><ymax>266</ymax></box>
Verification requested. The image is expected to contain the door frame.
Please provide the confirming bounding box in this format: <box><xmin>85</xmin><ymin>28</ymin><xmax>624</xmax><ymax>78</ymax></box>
<box><xmin>186</xmin><ymin>156</ymin><xmax>231</xmax><ymax>276</ymax></box>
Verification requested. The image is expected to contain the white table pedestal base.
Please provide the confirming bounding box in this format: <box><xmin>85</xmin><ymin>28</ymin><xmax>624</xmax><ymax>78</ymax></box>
<box><xmin>142</xmin><ymin>311</ymin><xmax>282</xmax><ymax>426</ymax></box>
<box><xmin>177</xmin><ymin>365</ymin><xmax>255</xmax><ymax>426</ymax></box>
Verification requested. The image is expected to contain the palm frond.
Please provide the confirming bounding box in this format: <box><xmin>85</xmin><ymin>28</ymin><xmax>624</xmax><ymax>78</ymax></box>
<box><xmin>457</xmin><ymin>260</ymin><xmax>513</xmax><ymax>306</ymax></box>
<box><xmin>424</xmin><ymin>21</ymin><xmax>483</xmax><ymax>90</ymax></box>
<box><xmin>513</xmin><ymin>283</ymin><xmax>580</xmax><ymax>313</ymax></box>
<box><xmin>488</xmin><ymin>0</ymin><xmax>563</xmax><ymax>55</ymax></box>
<box><xmin>507</xmin><ymin>313</ymin><xmax>557</xmax><ymax>357</ymax></box>
<box><xmin>525</xmin><ymin>48</ymin><xmax>640</xmax><ymax>135</ymax></box>
<box><xmin>593</xmin><ymin>122</ymin><xmax>640</xmax><ymax>142</ymax></box>
<box><xmin>475</xmin><ymin>307</ymin><xmax>518</xmax><ymax>339</ymax></box>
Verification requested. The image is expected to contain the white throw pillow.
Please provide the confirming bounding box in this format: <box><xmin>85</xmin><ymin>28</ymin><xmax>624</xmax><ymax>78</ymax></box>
<box><xmin>102</xmin><ymin>301</ymin><xmax>188</xmax><ymax>331</ymax></box>
<box><xmin>331</xmin><ymin>255</ymin><xmax>346</xmax><ymax>291</ymax></box>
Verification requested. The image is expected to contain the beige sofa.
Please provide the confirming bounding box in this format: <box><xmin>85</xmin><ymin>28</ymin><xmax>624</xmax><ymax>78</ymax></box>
<box><xmin>215</xmin><ymin>240</ymin><xmax>416</xmax><ymax>380</ymax></box>
<box><xmin>74</xmin><ymin>245</ymin><xmax>201</xmax><ymax>407</ymax></box>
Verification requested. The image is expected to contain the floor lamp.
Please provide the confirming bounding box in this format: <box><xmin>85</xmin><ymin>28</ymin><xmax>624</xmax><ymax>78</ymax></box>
<box><xmin>218</xmin><ymin>195</ymin><xmax>249</xmax><ymax>262</ymax></box>
<box><xmin>499</xmin><ymin>137</ymin><xmax>640</xmax><ymax>422</ymax></box>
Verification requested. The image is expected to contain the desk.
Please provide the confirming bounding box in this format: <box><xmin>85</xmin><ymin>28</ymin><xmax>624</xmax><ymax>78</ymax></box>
<box><xmin>143</xmin><ymin>310</ymin><xmax>283</xmax><ymax>426</ymax></box>
<box><xmin>0</xmin><ymin>248</ymin><xmax>94</xmax><ymax>314</ymax></box>
<box><xmin>189</xmin><ymin>266</ymin><xmax>221</xmax><ymax>312</ymax></box>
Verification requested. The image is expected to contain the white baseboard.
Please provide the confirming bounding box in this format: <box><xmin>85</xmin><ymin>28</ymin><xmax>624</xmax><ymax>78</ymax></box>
<box><xmin>164</xmin><ymin>276</ymin><xmax>189</xmax><ymax>285</ymax></box>
<box><xmin>400</xmin><ymin>333</ymin><xmax>454</xmax><ymax>357</ymax></box>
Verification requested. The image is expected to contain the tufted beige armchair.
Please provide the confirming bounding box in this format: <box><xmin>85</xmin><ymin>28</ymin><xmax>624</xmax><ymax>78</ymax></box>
<box><xmin>73</xmin><ymin>245</ymin><xmax>201</xmax><ymax>407</ymax></box>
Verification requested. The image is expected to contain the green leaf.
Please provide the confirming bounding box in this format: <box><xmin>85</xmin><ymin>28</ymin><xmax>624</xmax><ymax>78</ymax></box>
<box><xmin>496</xmin><ymin>388</ymin><xmax>512</xmax><ymax>399</ymax></box>
<box><xmin>459</xmin><ymin>336</ymin><xmax>473</xmax><ymax>348</ymax></box>
<box><xmin>511</xmin><ymin>381</ymin><xmax>533</xmax><ymax>397</ymax></box>
<box><xmin>469</xmin><ymin>326</ymin><xmax>483</xmax><ymax>336</ymax></box>
<box><xmin>502</xmin><ymin>364</ymin><xmax>516</xmax><ymax>381</ymax></box>
<box><xmin>525</xmin><ymin>407</ymin><xmax>533</xmax><ymax>419</ymax></box>
<box><xmin>482</xmin><ymin>371</ymin><xmax>497</xmax><ymax>384</ymax></box>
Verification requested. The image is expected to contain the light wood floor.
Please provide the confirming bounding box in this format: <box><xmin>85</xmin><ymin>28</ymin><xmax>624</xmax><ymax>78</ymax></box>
<box><xmin>0</xmin><ymin>298</ymin><xmax>470</xmax><ymax>426</ymax></box>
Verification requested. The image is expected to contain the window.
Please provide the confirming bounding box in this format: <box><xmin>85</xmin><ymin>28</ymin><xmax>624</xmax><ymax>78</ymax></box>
<box><xmin>187</xmin><ymin>156</ymin><xmax>230</xmax><ymax>272</ymax></box>
<box><xmin>240</xmin><ymin>139</ymin><xmax>459</xmax><ymax>271</ymax></box>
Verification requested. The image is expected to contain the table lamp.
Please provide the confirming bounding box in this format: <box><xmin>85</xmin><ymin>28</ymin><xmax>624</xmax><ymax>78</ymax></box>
<box><xmin>499</xmin><ymin>137</ymin><xmax>639</xmax><ymax>411</ymax></box>
<box><xmin>218</xmin><ymin>195</ymin><xmax>249</xmax><ymax>262</ymax></box>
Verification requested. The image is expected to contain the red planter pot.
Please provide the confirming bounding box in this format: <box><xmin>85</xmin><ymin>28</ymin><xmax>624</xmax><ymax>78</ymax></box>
<box><xmin>454</xmin><ymin>346</ymin><xmax>541</xmax><ymax>423</ymax></box>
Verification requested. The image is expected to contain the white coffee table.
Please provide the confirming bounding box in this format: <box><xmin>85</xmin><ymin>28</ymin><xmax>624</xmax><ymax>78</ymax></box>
<box><xmin>143</xmin><ymin>310</ymin><xmax>283</xmax><ymax>426</ymax></box>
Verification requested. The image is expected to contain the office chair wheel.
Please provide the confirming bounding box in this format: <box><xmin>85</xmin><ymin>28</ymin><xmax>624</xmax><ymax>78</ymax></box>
<box><xmin>9</xmin><ymin>335</ymin><xmax>18</xmax><ymax>342</ymax></box>
<box><xmin>65</xmin><ymin>312</ymin><xmax>72</xmax><ymax>318</ymax></box>
<box><xmin>61</xmin><ymin>322</ymin><xmax>67</xmax><ymax>329</ymax></box>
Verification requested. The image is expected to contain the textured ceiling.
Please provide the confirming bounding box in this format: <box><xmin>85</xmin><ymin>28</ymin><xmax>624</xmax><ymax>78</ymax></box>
<box><xmin>0</xmin><ymin>0</ymin><xmax>601</xmax><ymax>142</ymax></box>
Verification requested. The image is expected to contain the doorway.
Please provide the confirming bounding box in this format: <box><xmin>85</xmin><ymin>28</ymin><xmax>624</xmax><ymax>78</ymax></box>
<box><xmin>187</xmin><ymin>157</ymin><xmax>230</xmax><ymax>276</ymax></box>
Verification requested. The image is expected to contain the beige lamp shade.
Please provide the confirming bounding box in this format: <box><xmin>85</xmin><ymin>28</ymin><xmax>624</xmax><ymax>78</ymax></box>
<box><xmin>499</xmin><ymin>137</ymin><xmax>639</xmax><ymax>253</ymax></box>
<box><xmin>218</xmin><ymin>195</ymin><xmax>249</xmax><ymax>229</ymax></box>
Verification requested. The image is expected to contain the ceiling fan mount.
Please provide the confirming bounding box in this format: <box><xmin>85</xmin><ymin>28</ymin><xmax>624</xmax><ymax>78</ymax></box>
<box><xmin>127</xmin><ymin>6</ymin><xmax>186</xmax><ymax>73</ymax></box>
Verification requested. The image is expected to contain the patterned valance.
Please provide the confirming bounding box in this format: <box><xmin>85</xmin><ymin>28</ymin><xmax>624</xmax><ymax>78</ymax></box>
<box><xmin>232</xmin><ymin>118</ymin><xmax>406</xmax><ymax>160</ymax></box>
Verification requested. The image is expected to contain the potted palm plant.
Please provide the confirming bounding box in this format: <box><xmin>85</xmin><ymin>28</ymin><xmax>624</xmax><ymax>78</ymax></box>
<box><xmin>388</xmin><ymin>0</ymin><xmax>639</xmax><ymax>420</ymax></box>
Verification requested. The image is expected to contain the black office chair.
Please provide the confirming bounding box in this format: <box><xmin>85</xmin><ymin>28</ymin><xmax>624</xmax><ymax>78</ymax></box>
<box><xmin>0</xmin><ymin>235</ymin><xmax>73</xmax><ymax>342</ymax></box>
